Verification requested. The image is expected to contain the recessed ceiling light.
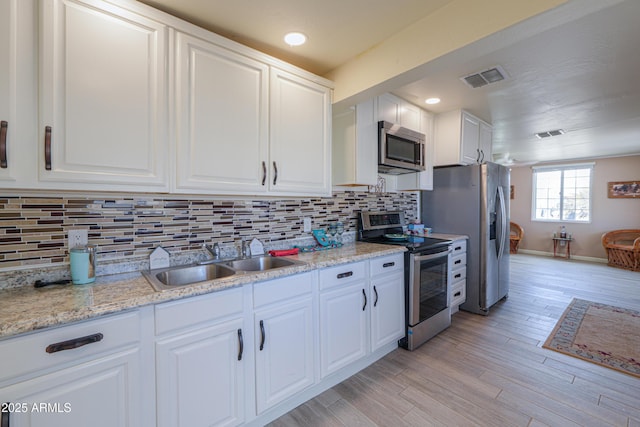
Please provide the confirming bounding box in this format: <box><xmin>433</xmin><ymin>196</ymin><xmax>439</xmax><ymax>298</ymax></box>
<box><xmin>425</xmin><ymin>98</ymin><xmax>441</xmax><ymax>105</ymax></box>
<box><xmin>284</xmin><ymin>32</ymin><xmax>307</xmax><ymax>46</ymax></box>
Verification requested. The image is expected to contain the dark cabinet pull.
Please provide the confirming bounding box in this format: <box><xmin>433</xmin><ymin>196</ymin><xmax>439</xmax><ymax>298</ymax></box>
<box><xmin>454</xmin><ymin>259</ymin><xmax>462</xmax><ymax>265</ymax></box>
<box><xmin>476</xmin><ymin>148</ymin><xmax>481</xmax><ymax>163</ymax></box>
<box><xmin>454</xmin><ymin>246</ymin><xmax>462</xmax><ymax>251</ymax></box>
<box><xmin>272</xmin><ymin>161</ymin><xmax>278</xmax><ymax>185</ymax></box>
<box><xmin>454</xmin><ymin>291</ymin><xmax>461</xmax><ymax>297</ymax></box>
<box><xmin>44</xmin><ymin>126</ymin><xmax>52</xmax><ymax>170</ymax></box>
<box><xmin>362</xmin><ymin>289</ymin><xmax>367</xmax><ymax>311</ymax></box>
<box><xmin>373</xmin><ymin>285</ymin><xmax>379</xmax><ymax>307</ymax></box>
<box><xmin>1</xmin><ymin>404</ymin><xmax>9</xmax><ymax>427</ymax></box>
<box><xmin>454</xmin><ymin>273</ymin><xmax>462</xmax><ymax>279</ymax></box>
<box><xmin>259</xmin><ymin>320</ymin><xmax>265</xmax><ymax>351</ymax></box>
<box><xmin>237</xmin><ymin>329</ymin><xmax>244</xmax><ymax>361</ymax></box>
<box><xmin>337</xmin><ymin>271</ymin><xmax>353</xmax><ymax>279</ymax></box>
<box><xmin>382</xmin><ymin>262</ymin><xmax>395</xmax><ymax>268</ymax></box>
<box><xmin>261</xmin><ymin>161</ymin><xmax>266</xmax><ymax>186</ymax></box>
<box><xmin>0</xmin><ymin>121</ymin><xmax>7</xmax><ymax>168</ymax></box>
<box><xmin>45</xmin><ymin>332</ymin><xmax>103</xmax><ymax>354</ymax></box>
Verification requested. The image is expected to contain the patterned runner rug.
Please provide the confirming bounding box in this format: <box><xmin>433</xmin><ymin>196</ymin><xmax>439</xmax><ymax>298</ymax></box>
<box><xmin>543</xmin><ymin>298</ymin><xmax>640</xmax><ymax>378</ymax></box>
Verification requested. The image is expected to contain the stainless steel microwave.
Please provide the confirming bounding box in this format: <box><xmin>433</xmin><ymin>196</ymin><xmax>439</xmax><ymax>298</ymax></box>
<box><xmin>378</xmin><ymin>121</ymin><xmax>426</xmax><ymax>174</ymax></box>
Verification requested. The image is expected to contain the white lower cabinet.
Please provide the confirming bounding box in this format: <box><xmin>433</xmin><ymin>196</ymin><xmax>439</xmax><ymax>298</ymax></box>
<box><xmin>319</xmin><ymin>254</ymin><xmax>405</xmax><ymax>378</ymax></box>
<box><xmin>319</xmin><ymin>261</ymin><xmax>368</xmax><ymax>377</ymax></box>
<box><xmin>253</xmin><ymin>273</ymin><xmax>315</xmax><ymax>414</ymax></box>
<box><xmin>449</xmin><ymin>239</ymin><xmax>468</xmax><ymax>313</ymax></box>
<box><xmin>369</xmin><ymin>253</ymin><xmax>405</xmax><ymax>351</ymax></box>
<box><xmin>0</xmin><ymin>255</ymin><xmax>406</xmax><ymax>427</ymax></box>
<box><xmin>155</xmin><ymin>287</ymin><xmax>247</xmax><ymax>427</ymax></box>
<box><xmin>0</xmin><ymin>309</ymin><xmax>153</xmax><ymax>427</ymax></box>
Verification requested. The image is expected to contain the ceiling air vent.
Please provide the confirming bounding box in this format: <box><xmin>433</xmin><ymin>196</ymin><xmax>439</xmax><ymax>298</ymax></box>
<box><xmin>535</xmin><ymin>129</ymin><xmax>565</xmax><ymax>139</ymax></box>
<box><xmin>460</xmin><ymin>65</ymin><xmax>508</xmax><ymax>89</ymax></box>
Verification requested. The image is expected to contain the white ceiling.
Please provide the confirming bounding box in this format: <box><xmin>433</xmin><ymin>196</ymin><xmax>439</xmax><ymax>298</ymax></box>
<box><xmin>140</xmin><ymin>0</ymin><xmax>640</xmax><ymax>166</ymax></box>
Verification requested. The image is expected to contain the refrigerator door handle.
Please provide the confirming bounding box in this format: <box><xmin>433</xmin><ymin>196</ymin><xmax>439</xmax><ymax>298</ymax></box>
<box><xmin>496</xmin><ymin>185</ymin><xmax>507</xmax><ymax>259</ymax></box>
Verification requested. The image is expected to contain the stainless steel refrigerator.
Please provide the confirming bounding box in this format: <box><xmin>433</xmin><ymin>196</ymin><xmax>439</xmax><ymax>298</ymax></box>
<box><xmin>421</xmin><ymin>162</ymin><xmax>510</xmax><ymax>315</ymax></box>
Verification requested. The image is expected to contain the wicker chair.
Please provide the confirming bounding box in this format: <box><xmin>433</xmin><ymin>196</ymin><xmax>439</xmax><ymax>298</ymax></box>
<box><xmin>509</xmin><ymin>222</ymin><xmax>524</xmax><ymax>254</ymax></box>
<box><xmin>601</xmin><ymin>229</ymin><xmax>640</xmax><ymax>271</ymax></box>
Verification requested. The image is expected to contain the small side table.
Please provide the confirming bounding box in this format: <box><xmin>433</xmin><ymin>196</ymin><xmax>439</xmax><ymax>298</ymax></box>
<box><xmin>552</xmin><ymin>237</ymin><xmax>573</xmax><ymax>259</ymax></box>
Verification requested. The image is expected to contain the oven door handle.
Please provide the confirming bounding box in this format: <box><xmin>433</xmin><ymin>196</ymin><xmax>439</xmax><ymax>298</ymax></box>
<box><xmin>414</xmin><ymin>248</ymin><xmax>451</xmax><ymax>262</ymax></box>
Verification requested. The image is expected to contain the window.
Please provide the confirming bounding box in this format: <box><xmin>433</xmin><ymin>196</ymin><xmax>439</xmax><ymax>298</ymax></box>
<box><xmin>532</xmin><ymin>163</ymin><xmax>593</xmax><ymax>222</ymax></box>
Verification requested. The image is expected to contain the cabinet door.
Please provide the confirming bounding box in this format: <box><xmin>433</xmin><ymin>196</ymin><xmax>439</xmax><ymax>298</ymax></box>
<box><xmin>370</xmin><ymin>271</ymin><xmax>405</xmax><ymax>351</ymax></box>
<box><xmin>377</xmin><ymin>93</ymin><xmax>400</xmax><ymax>124</ymax></box>
<box><xmin>319</xmin><ymin>282</ymin><xmax>368</xmax><ymax>378</ymax></box>
<box><xmin>460</xmin><ymin>112</ymin><xmax>480</xmax><ymax>164</ymax></box>
<box><xmin>399</xmin><ymin>102</ymin><xmax>420</xmax><ymax>131</ymax></box>
<box><xmin>39</xmin><ymin>0</ymin><xmax>168</xmax><ymax>190</ymax></box>
<box><xmin>254</xmin><ymin>296</ymin><xmax>315</xmax><ymax>414</ymax></box>
<box><xmin>174</xmin><ymin>31</ymin><xmax>269</xmax><ymax>194</ymax></box>
<box><xmin>0</xmin><ymin>0</ymin><xmax>37</xmax><ymax>186</ymax></box>
<box><xmin>479</xmin><ymin>121</ymin><xmax>493</xmax><ymax>163</ymax></box>
<box><xmin>156</xmin><ymin>318</ymin><xmax>245</xmax><ymax>427</ymax></box>
<box><xmin>0</xmin><ymin>349</ymin><xmax>143</xmax><ymax>427</ymax></box>
<box><xmin>269</xmin><ymin>67</ymin><xmax>331</xmax><ymax>195</ymax></box>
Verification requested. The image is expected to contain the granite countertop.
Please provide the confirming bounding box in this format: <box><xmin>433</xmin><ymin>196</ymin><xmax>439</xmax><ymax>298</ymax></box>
<box><xmin>0</xmin><ymin>242</ymin><xmax>405</xmax><ymax>340</ymax></box>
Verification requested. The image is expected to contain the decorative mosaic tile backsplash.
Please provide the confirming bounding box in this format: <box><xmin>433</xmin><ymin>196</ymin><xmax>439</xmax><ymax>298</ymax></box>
<box><xmin>0</xmin><ymin>191</ymin><xmax>417</xmax><ymax>269</ymax></box>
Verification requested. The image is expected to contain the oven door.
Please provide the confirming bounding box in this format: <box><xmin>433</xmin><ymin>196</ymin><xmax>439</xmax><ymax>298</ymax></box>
<box><xmin>408</xmin><ymin>248</ymin><xmax>451</xmax><ymax>326</ymax></box>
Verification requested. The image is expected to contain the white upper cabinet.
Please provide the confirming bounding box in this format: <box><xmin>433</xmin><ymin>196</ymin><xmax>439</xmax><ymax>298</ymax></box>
<box><xmin>174</xmin><ymin>33</ymin><xmax>331</xmax><ymax>196</ymax></box>
<box><xmin>377</xmin><ymin>93</ymin><xmax>421</xmax><ymax>130</ymax></box>
<box><xmin>174</xmin><ymin>31</ymin><xmax>269</xmax><ymax>194</ymax></box>
<box><xmin>479</xmin><ymin>120</ymin><xmax>493</xmax><ymax>164</ymax></box>
<box><xmin>331</xmin><ymin>100</ymin><xmax>377</xmax><ymax>187</ymax></box>
<box><xmin>0</xmin><ymin>0</ymin><xmax>37</xmax><ymax>187</ymax></box>
<box><xmin>332</xmin><ymin>93</ymin><xmax>434</xmax><ymax>190</ymax></box>
<box><xmin>434</xmin><ymin>109</ymin><xmax>493</xmax><ymax>166</ymax></box>
<box><xmin>269</xmin><ymin>67</ymin><xmax>332</xmax><ymax>196</ymax></box>
<box><xmin>38</xmin><ymin>0</ymin><xmax>169</xmax><ymax>191</ymax></box>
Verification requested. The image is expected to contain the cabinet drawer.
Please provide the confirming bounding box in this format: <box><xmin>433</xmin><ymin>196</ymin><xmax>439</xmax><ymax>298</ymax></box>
<box><xmin>369</xmin><ymin>253</ymin><xmax>404</xmax><ymax>277</ymax></box>
<box><xmin>451</xmin><ymin>265</ymin><xmax>467</xmax><ymax>284</ymax></box>
<box><xmin>0</xmin><ymin>310</ymin><xmax>140</xmax><ymax>382</ymax></box>
<box><xmin>155</xmin><ymin>286</ymin><xmax>244</xmax><ymax>336</ymax></box>
<box><xmin>253</xmin><ymin>272</ymin><xmax>313</xmax><ymax>308</ymax></box>
<box><xmin>319</xmin><ymin>261</ymin><xmax>366</xmax><ymax>291</ymax></box>
<box><xmin>451</xmin><ymin>252</ymin><xmax>467</xmax><ymax>270</ymax></box>
<box><xmin>451</xmin><ymin>282</ymin><xmax>466</xmax><ymax>306</ymax></box>
<box><xmin>450</xmin><ymin>239</ymin><xmax>467</xmax><ymax>256</ymax></box>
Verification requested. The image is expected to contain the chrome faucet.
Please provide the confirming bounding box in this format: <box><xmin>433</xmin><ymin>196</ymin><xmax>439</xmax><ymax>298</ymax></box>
<box><xmin>203</xmin><ymin>242</ymin><xmax>221</xmax><ymax>260</ymax></box>
<box><xmin>241</xmin><ymin>240</ymin><xmax>251</xmax><ymax>259</ymax></box>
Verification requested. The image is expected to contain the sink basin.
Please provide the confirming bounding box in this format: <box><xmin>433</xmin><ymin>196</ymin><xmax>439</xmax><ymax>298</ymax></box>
<box><xmin>223</xmin><ymin>256</ymin><xmax>303</xmax><ymax>272</ymax></box>
<box><xmin>142</xmin><ymin>263</ymin><xmax>236</xmax><ymax>291</ymax></box>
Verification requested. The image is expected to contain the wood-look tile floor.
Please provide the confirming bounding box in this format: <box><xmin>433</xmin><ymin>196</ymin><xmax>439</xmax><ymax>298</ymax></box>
<box><xmin>269</xmin><ymin>254</ymin><xmax>640</xmax><ymax>427</ymax></box>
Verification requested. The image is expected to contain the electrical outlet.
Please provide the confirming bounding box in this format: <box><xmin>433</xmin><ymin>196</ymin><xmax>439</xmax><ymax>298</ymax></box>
<box><xmin>303</xmin><ymin>217</ymin><xmax>312</xmax><ymax>233</ymax></box>
<box><xmin>68</xmin><ymin>229</ymin><xmax>88</xmax><ymax>249</ymax></box>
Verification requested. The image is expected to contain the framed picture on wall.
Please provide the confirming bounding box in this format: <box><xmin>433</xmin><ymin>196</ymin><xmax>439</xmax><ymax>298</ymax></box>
<box><xmin>607</xmin><ymin>181</ymin><xmax>640</xmax><ymax>198</ymax></box>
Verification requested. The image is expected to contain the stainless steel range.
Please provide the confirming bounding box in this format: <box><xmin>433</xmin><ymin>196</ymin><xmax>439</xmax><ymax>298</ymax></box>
<box><xmin>358</xmin><ymin>211</ymin><xmax>452</xmax><ymax>350</ymax></box>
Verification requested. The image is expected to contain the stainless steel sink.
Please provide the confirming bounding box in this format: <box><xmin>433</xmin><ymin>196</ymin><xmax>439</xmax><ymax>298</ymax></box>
<box><xmin>223</xmin><ymin>256</ymin><xmax>303</xmax><ymax>272</ymax></box>
<box><xmin>142</xmin><ymin>255</ymin><xmax>306</xmax><ymax>291</ymax></box>
<box><xmin>142</xmin><ymin>263</ymin><xmax>236</xmax><ymax>291</ymax></box>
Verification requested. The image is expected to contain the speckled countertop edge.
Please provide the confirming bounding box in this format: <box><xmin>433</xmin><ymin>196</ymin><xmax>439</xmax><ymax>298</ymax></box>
<box><xmin>0</xmin><ymin>242</ymin><xmax>405</xmax><ymax>340</ymax></box>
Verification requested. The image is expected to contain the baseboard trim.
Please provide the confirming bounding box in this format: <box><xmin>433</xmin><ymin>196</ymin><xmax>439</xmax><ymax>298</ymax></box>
<box><xmin>516</xmin><ymin>249</ymin><xmax>607</xmax><ymax>264</ymax></box>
